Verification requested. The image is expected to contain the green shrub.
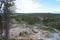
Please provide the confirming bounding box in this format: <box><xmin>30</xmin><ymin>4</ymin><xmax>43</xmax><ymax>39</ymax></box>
<box><xmin>19</xmin><ymin>31</ymin><xmax>28</xmax><ymax>36</ymax></box>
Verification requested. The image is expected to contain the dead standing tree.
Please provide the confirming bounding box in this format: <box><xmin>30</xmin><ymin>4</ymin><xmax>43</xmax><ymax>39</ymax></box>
<box><xmin>0</xmin><ymin>0</ymin><xmax>15</xmax><ymax>40</ymax></box>
<box><xmin>0</xmin><ymin>0</ymin><xmax>4</xmax><ymax>38</ymax></box>
<box><xmin>0</xmin><ymin>14</ymin><xmax>3</xmax><ymax>37</ymax></box>
<box><xmin>0</xmin><ymin>0</ymin><xmax>10</xmax><ymax>40</ymax></box>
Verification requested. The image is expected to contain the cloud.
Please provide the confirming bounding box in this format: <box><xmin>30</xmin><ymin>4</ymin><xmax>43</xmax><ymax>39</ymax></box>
<box><xmin>14</xmin><ymin>0</ymin><xmax>60</xmax><ymax>13</ymax></box>
<box><xmin>15</xmin><ymin>0</ymin><xmax>45</xmax><ymax>13</ymax></box>
<box><xmin>52</xmin><ymin>9</ymin><xmax>60</xmax><ymax>13</ymax></box>
<box><xmin>54</xmin><ymin>9</ymin><xmax>60</xmax><ymax>11</ymax></box>
<box><xmin>56</xmin><ymin>0</ymin><xmax>60</xmax><ymax>1</ymax></box>
<box><xmin>16</xmin><ymin>0</ymin><xmax>50</xmax><ymax>13</ymax></box>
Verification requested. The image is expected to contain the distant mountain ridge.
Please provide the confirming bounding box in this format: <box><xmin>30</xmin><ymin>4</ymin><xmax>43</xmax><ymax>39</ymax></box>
<box><xmin>12</xmin><ymin>13</ymin><xmax>60</xmax><ymax>17</ymax></box>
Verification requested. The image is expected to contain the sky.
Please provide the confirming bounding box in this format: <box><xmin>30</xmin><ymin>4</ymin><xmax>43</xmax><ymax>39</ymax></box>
<box><xmin>14</xmin><ymin>0</ymin><xmax>60</xmax><ymax>13</ymax></box>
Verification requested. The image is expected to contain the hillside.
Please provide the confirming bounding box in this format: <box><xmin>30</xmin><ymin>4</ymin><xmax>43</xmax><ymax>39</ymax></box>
<box><xmin>9</xmin><ymin>13</ymin><xmax>60</xmax><ymax>40</ymax></box>
<box><xmin>12</xmin><ymin>13</ymin><xmax>60</xmax><ymax>17</ymax></box>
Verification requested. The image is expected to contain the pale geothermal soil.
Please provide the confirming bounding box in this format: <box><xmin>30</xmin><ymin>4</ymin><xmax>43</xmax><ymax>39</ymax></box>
<box><xmin>9</xmin><ymin>24</ymin><xmax>60</xmax><ymax>40</ymax></box>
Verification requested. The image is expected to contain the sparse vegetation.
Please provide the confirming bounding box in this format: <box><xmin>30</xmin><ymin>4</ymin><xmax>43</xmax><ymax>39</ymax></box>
<box><xmin>9</xmin><ymin>13</ymin><xmax>60</xmax><ymax>40</ymax></box>
<box><xmin>10</xmin><ymin>13</ymin><xmax>60</xmax><ymax>31</ymax></box>
<box><xmin>19</xmin><ymin>31</ymin><xmax>28</xmax><ymax>36</ymax></box>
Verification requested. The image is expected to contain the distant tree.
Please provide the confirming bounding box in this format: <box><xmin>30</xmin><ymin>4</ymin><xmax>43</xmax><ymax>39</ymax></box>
<box><xmin>43</xmin><ymin>15</ymin><xmax>55</xmax><ymax>27</ymax></box>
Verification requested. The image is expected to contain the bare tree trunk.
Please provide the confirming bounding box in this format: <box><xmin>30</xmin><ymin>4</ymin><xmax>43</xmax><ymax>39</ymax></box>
<box><xmin>0</xmin><ymin>14</ymin><xmax>3</xmax><ymax>37</ymax></box>
<box><xmin>3</xmin><ymin>13</ymin><xmax>10</xmax><ymax>40</ymax></box>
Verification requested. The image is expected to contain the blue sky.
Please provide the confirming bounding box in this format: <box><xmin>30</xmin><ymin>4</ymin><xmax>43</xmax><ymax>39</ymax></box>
<box><xmin>15</xmin><ymin>0</ymin><xmax>60</xmax><ymax>13</ymax></box>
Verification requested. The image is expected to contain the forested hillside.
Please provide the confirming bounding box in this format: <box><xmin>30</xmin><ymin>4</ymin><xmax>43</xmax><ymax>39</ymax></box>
<box><xmin>10</xmin><ymin>13</ymin><xmax>60</xmax><ymax>31</ymax></box>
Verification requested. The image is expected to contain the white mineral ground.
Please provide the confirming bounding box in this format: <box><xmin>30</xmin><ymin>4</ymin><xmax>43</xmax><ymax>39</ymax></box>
<box><xmin>9</xmin><ymin>24</ymin><xmax>60</xmax><ymax>40</ymax></box>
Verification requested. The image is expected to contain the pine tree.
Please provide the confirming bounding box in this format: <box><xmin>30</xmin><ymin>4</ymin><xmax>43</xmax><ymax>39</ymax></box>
<box><xmin>0</xmin><ymin>0</ymin><xmax>15</xmax><ymax>40</ymax></box>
